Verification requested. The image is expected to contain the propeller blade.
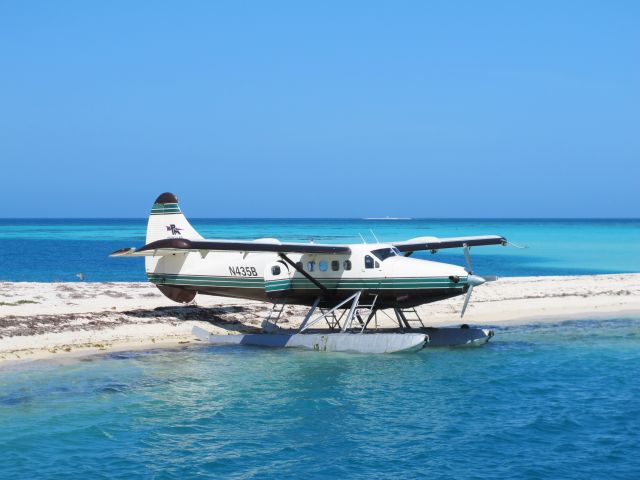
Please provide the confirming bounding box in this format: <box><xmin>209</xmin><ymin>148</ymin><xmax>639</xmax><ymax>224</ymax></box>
<box><xmin>463</xmin><ymin>244</ymin><xmax>473</xmax><ymax>274</ymax></box>
<box><xmin>460</xmin><ymin>285</ymin><xmax>474</xmax><ymax>318</ymax></box>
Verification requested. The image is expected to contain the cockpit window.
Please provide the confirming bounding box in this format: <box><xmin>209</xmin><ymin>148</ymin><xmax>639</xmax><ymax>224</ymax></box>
<box><xmin>371</xmin><ymin>247</ymin><xmax>400</xmax><ymax>261</ymax></box>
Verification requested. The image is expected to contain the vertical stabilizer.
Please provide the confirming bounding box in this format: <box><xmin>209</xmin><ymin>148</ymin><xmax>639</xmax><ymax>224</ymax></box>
<box><xmin>146</xmin><ymin>192</ymin><xmax>203</xmax><ymax>243</ymax></box>
<box><xmin>145</xmin><ymin>193</ymin><xmax>200</xmax><ymax>304</ymax></box>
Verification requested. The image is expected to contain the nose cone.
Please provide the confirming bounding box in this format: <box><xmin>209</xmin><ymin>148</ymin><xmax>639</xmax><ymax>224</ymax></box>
<box><xmin>467</xmin><ymin>274</ymin><xmax>486</xmax><ymax>287</ymax></box>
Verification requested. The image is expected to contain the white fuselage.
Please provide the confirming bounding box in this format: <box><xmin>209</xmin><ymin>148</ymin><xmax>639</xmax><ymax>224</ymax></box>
<box><xmin>145</xmin><ymin>242</ymin><xmax>470</xmax><ymax>308</ymax></box>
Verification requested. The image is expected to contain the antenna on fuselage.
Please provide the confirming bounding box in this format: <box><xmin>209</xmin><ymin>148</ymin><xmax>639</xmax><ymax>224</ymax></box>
<box><xmin>358</xmin><ymin>233</ymin><xmax>367</xmax><ymax>244</ymax></box>
<box><xmin>369</xmin><ymin>229</ymin><xmax>380</xmax><ymax>244</ymax></box>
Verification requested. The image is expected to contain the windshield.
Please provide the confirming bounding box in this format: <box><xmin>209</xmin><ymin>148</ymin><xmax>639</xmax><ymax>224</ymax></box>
<box><xmin>371</xmin><ymin>247</ymin><xmax>400</xmax><ymax>261</ymax></box>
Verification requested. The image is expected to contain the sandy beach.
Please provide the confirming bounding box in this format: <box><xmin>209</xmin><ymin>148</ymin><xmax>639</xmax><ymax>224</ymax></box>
<box><xmin>1</xmin><ymin>274</ymin><xmax>639</xmax><ymax>363</ymax></box>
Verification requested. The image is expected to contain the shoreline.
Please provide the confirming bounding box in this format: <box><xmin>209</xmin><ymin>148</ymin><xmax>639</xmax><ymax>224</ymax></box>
<box><xmin>1</xmin><ymin>274</ymin><xmax>639</xmax><ymax>364</ymax></box>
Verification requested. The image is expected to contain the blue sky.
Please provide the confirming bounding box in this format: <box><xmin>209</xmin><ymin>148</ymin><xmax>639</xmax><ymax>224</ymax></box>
<box><xmin>1</xmin><ymin>1</ymin><xmax>638</xmax><ymax>218</ymax></box>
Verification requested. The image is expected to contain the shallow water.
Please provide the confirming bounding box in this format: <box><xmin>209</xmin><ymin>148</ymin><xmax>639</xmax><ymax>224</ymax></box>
<box><xmin>1</xmin><ymin>318</ymin><xmax>639</xmax><ymax>479</ymax></box>
<box><xmin>0</xmin><ymin>218</ymin><xmax>639</xmax><ymax>281</ymax></box>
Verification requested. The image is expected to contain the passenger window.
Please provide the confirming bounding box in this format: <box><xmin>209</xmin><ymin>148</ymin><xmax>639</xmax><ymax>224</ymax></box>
<box><xmin>307</xmin><ymin>261</ymin><xmax>315</xmax><ymax>272</ymax></box>
<box><xmin>365</xmin><ymin>255</ymin><xmax>374</xmax><ymax>269</ymax></box>
<box><xmin>271</xmin><ymin>265</ymin><xmax>281</xmax><ymax>276</ymax></box>
<box><xmin>331</xmin><ymin>260</ymin><xmax>340</xmax><ymax>271</ymax></box>
<box><xmin>319</xmin><ymin>261</ymin><xmax>328</xmax><ymax>272</ymax></box>
<box><xmin>344</xmin><ymin>260</ymin><xmax>352</xmax><ymax>270</ymax></box>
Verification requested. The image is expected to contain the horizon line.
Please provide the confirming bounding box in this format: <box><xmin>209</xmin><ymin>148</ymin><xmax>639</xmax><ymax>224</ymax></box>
<box><xmin>1</xmin><ymin>217</ymin><xmax>639</xmax><ymax>221</ymax></box>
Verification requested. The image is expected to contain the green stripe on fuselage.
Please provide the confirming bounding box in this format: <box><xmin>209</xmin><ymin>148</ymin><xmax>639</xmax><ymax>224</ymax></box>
<box><xmin>148</xmin><ymin>273</ymin><xmax>465</xmax><ymax>291</ymax></box>
<box><xmin>148</xmin><ymin>273</ymin><xmax>265</xmax><ymax>288</ymax></box>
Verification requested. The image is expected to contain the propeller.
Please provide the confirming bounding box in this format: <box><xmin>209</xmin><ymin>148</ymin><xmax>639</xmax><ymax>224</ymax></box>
<box><xmin>460</xmin><ymin>244</ymin><xmax>498</xmax><ymax>318</ymax></box>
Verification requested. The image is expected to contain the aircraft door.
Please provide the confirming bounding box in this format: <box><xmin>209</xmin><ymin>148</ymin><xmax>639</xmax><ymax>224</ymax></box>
<box><xmin>362</xmin><ymin>254</ymin><xmax>382</xmax><ymax>273</ymax></box>
<box><xmin>264</xmin><ymin>260</ymin><xmax>291</xmax><ymax>299</ymax></box>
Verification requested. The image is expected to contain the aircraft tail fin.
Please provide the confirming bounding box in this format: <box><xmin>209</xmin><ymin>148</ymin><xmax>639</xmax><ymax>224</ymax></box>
<box><xmin>146</xmin><ymin>192</ymin><xmax>203</xmax><ymax>243</ymax></box>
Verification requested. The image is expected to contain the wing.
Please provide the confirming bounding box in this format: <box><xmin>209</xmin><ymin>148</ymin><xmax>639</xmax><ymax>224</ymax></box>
<box><xmin>392</xmin><ymin>235</ymin><xmax>507</xmax><ymax>253</ymax></box>
<box><xmin>110</xmin><ymin>238</ymin><xmax>351</xmax><ymax>257</ymax></box>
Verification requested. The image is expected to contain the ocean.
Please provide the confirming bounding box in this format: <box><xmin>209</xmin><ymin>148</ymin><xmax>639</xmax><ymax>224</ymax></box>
<box><xmin>0</xmin><ymin>218</ymin><xmax>639</xmax><ymax>281</ymax></box>
<box><xmin>1</xmin><ymin>219</ymin><xmax>639</xmax><ymax>479</ymax></box>
<box><xmin>1</xmin><ymin>319</ymin><xmax>639</xmax><ymax>479</ymax></box>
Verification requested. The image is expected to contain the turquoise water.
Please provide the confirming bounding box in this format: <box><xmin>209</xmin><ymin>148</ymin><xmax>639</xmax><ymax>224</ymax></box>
<box><xmin>1</xmin><ymin>219</ymin><xmax>639</xmax><ymax>281</ymax></box>
<box><xmin>1</xmin><ymin>219</ymin><xmax>639</xmax><ymax>478</ymax></box>
<box><xmin>1</xmin><ymin>319</ymin><xmax>639</xmax><ymax>479</ymax></box>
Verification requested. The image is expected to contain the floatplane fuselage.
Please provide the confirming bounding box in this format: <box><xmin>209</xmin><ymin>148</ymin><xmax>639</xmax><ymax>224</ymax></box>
<box><xmin>111</xmin><ymin>193</ymin><xmax>508</xmax><ymax>353</ymax></box>
<box><xmin>146</xmin><ymin>243</ymin><xmax>473</xmax><ymax>309</ymax></box>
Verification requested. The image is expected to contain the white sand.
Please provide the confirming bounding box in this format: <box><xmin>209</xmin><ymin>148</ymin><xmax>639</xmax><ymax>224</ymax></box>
<box><xmin>1</xmin><ymin>274</ymin><xmax>639</xmax><ymax>363</ymax></box>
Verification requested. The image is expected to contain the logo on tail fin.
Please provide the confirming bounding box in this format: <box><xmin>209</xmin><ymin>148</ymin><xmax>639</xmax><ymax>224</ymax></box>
<box><xmin>166</xmin><ymin>224</ymin><xmax>183</xmax><ymax>236</ymax></box>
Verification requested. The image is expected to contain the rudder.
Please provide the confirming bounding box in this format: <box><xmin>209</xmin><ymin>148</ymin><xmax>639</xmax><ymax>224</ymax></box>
<box><xmin>146</xmin><ymin>192</ymin><xmax>203</xmax><ymax>243</ymax></box>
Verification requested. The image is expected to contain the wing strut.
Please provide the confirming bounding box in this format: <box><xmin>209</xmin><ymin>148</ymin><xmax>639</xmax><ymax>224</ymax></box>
<box><xmin>278</xmin><ymin>253</ymin><xmax>329</xmax><ymax>296</ymax></box>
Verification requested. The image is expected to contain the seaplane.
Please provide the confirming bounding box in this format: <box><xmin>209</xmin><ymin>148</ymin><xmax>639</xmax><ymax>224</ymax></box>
<box><xmin>111</xmin><ymin>193</ymin><xmax>509</xmax><ymax>353</ymax></box>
